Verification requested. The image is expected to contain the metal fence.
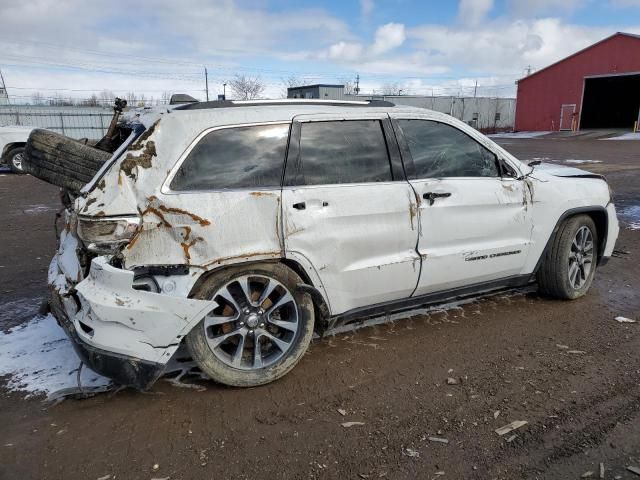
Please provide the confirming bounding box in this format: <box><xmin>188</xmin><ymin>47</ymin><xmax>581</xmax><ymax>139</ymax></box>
<box><xmin>0</xmin><ymin>105</ymin><xmax>113</xmax><ymax>140</ymax></box>
<box><xmin>354</xmin><ymin>95</ymin><xmax>516</xmax><ymax>133</ymax></box>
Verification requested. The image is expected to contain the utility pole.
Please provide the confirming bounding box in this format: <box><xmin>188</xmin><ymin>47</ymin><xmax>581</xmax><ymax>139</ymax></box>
<box><xmin>204</xmin><ymin>66</ymin><xmax>209</xmax><ymax>101</ymax></box>
<box><xmin>525</xmin><ymin>65</ymin><xmax>532</xmax><ymax>76</ymax></box>
<box><xmin>223</xmin><ymin>83</ymin><xmax>226</xmax><ymax>100</ymax></box>
<box><xmin>473</xmin><ymin>79</ymin><xmax>478</xmax><ymax>98</ymax></box>
<box><xmin>0</xmin><ymin>69</ymin><xmax>9</xmax><ymax>104</ymax></box>
<box><xmin>354</xmin><ymin>73</ymin><xmax>360</xmax><ymax>96</ymax></box>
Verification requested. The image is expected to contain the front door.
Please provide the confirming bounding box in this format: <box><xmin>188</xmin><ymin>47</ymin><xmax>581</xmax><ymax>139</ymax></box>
<box><xmin>282</xmin><ymin>114</ymin><xmax>420</xmax><ymax>315</ymax></box>
<box><xmin>560</xmin><ymin>104</ymin><xmax>576</xmax><ymax>131</ymax></box>
<box><xmin>390</xmin><ymin>116</ymin><xmax>533</xmax><ymax>295</ymax></box>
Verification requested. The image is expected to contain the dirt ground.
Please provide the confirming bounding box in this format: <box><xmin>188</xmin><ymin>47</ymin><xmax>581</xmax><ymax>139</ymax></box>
<box><xmin>0</xmin><ymin>138</ymin><xmax>639</xmax><ymax>480</ymax></box>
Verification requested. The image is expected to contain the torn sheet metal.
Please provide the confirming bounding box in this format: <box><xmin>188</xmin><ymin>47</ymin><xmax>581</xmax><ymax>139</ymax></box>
<box><xmin>72</xmin><ymin>257</ymin><xmax>216</xmax><ymax>363</ymax></box>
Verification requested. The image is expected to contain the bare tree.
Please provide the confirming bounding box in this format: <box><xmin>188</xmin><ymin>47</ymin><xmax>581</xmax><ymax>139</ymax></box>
<box><xmin>228</xmin><ymin>74</ymin><xmax>265</xmax><ymax>100</ymax></box>
<box><xmin>381</xmin><ymin>83</ymin><xmax>403</xmax><ymax>96</ymax></box>
<box><xmin>31</xmin><ymin>92</ymin><xmax>45</xmax><ymax>105</ymax></box>
<box><xmin>280</xmin><ymin>75</ymin><xmax>309</xmax><ymax>98</ymax></box>
<box><xmin>83</xmin><ymin>94</ymin><xmax>99</xmax><ymax>107</ymax></box>
<box><xmin>340</xmin><ymin>77</ymin><xmax>356</xmax><ymax>95</ymax></box>
<box><xmin>161</xmin><ymin>91</ymin><xmax>173</xmax><ymax>104</ymax></box>
<box><xmin>99</xmin><ymin>89</ymin><xmax>115</xmax><ymax>106</ymax></box>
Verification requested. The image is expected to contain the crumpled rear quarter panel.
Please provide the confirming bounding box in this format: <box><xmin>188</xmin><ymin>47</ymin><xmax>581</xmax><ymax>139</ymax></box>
<box><xmin>79</xmin><ymin>109</ymin><xmax>289</xmax><ymax>272</ymax></box>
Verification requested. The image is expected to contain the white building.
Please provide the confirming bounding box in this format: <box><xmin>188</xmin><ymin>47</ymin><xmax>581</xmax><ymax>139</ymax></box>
<box><xmin>355</xmin><ymin>94</ymin><xmax>516</xmax><ymax>133</ymax></box>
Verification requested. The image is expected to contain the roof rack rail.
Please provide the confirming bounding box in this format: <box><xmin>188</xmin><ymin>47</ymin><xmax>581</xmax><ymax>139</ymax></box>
<box><xmin>174</xmin><ymin>99</ymin><xmax>395</xmax><ymax>110</ymax></box>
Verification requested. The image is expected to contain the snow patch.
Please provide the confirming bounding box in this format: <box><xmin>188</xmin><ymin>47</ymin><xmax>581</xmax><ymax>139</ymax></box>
<box><xmin>23</xmin><ymin>204</ymin><xmax>56</xmax><ymax>215</ymax></box>
<box><xmin>0</xmin><ymin>314</ymin><xmax>110</xmax><ymax>397</ymax></box>
<box><xmin>564</xmin><ymin>159</ymin><xmax>602</xmax><ymax>164</ymax></box>
<box><xmin>488</xmin><ymin>131</ymin><xmax>550</xmax><ymax>139</ymax></box>
<box><xmin>602</xmin><ymin>132</ymin><xmax>640</xmax><ymax>141</ymax></box>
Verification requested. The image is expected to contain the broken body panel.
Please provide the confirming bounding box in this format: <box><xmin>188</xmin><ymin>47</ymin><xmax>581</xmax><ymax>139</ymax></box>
<box><xmin>46</xmin><ymin>102</ymin><xmax>619</xmax><ymax>389</ymax></box>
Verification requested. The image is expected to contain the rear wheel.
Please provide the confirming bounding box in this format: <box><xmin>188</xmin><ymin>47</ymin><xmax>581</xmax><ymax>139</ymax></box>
<box><xmin>186</xmin><ymin>263</ymin><xmax>315</xmax><ymax>387</ymax></box>
<box><xmin>6</xmin><ymin>146</ymin><xmax>26</xmax><ymax>174</ymax></box>
<box><xmin>537</xmin><ymin>215</ymin><xmax>598</xmax><ymax>299</ymax></box>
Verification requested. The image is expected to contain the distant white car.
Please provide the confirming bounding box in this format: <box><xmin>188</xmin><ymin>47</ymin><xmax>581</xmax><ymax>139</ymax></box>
<box><xmin>24</xmin><ymin>99</ymin><xmax>620</xmax><ymax>390</ymax></box>
<box><xmin>0</xmin><ymin>125</ymin><xmax>34</xmax><ymax>173</ymax></box>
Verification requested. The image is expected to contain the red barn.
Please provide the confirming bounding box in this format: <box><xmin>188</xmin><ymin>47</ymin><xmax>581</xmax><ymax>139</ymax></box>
<box><xmin>515</xmin><ymin>32</ymin><xmax>640</xmax><ymax>131</ymax></box>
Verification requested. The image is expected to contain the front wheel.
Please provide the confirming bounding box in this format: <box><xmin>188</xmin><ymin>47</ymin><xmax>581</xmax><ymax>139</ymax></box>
<box><xmin>7</xmin><ymin>147</ymin><xmax>26</xmax><ymax>174</ymax></box>
<box><xmin>537</xmin><ymin>214</ymin><xmax>598</xmax><ymax>299</ymax></box>
<box><xmin>186</xmin><ymin>263</ymin><xmax>315</xmax><ymax>387</ymax></box>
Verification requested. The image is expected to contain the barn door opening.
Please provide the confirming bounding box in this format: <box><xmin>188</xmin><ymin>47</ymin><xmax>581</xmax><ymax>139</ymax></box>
<box><xmin>559</xmin><ymin>104</ymin><xmax>576</xmax><ymax>131</ymax></box>
<box><xmin>580</xmin><ymin>73</ymin><xmax>640</xmax><ymax>129</ymax></box>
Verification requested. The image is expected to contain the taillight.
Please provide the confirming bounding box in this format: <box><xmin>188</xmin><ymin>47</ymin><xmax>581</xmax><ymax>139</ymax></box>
<box><xmin>77</xmin><ymin>216</ymin><xmax>141</xmax><ymax>253</ymax></box>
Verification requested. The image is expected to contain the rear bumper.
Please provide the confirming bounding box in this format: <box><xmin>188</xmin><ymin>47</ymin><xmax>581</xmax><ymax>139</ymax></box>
<box><xmin>48</xmin><ymin>254</ymin><xmax>216</xmax><ymax>390</ymax></box>
<box><xmin>50</xmin><ymin>291</ymin><xmax>164</xmax><ymax>390</ymax></box>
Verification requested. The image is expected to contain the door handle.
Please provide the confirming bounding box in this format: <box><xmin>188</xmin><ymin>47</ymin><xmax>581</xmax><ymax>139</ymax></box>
<box><xmin>423</xmin><ymin>192</ymin><xmax>451</xmax><ymax>205</ymax></box>
<box><xmin>292</xmin><ymin>202</ymin><xmax>306</xmax><ymax>210</ymax></box>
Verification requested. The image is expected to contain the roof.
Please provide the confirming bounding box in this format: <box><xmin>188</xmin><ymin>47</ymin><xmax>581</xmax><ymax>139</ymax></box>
<box><xmin>175</xmin><ymin>99</ymin><xmax>395</xmax><ymax>110</ymax></box>
<box><xmin>517</xmin><ymin>32</ymin><xmax>640</xmax><ymax>83</ymax></box>
<box><xmin>287</xmin><ymin>84</ymin><xmax>345</xmax><ymax>90</ymax></box>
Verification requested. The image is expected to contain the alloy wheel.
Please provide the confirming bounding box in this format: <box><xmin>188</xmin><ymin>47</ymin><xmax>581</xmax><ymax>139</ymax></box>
<box><xmin>568</xmin><ymin>225</ymin><xmax>594</xmax><ymax>289</ymax></box>
<box><xmin>11</xmin><ymin>152</ymin><xmax>24</xmax><ymax>172</ymax></box>
<box><xmin>203</xmin><ymin>275</ymin><xmax>299</xmax><ymax>370</ymax></box>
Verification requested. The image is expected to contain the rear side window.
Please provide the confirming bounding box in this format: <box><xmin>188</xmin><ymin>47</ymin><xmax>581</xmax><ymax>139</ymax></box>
<box><xmin>398</xmin><ymin>119</ymin><xmax>499</xmax><ymax>178</ymax></box>
<box><xmin>296</xmin><ymin>120</ymin><xmax>392</xmax><ymax>185</ymax></box>
<box><xmin>170</xmin><ymin>124</ymin><xmax>289</xmax><ymax>191</ymax></box>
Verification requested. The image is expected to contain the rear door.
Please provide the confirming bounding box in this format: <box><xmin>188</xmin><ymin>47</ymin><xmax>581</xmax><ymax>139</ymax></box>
<box><xmin>390</xmin><ymin>115</ymin><xmax>533</xmax><ymax>295</ymax></box>
<box><xmin>282</xmin><ymin>113</ymin><xmax>420</xmax><ymax>315</ymax></box>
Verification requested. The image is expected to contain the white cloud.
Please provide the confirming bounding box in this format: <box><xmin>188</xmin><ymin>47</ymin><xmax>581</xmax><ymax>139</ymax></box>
<box><xmin>360</xmin><ymin>0</ymin><xmax>374</xmax><ymax>17</ymax></box>
<box><xmin>371</xmin><ymin>23</ymin><xmax>406</xmax><ymax>54</ymax></box>
<box><xmin>458</xmin><ymin>0</ymin><xmax>494</xmax><ymax>25</ymax></box>
<box><xmin>409</xmin><ymin>17</ymin><xmax>640</xmax><ymax>75</ymax></box>
<box><xmin>327</xmin><ymin>41</ymin><xmax>365</xmax><ymax>61</ymax></box>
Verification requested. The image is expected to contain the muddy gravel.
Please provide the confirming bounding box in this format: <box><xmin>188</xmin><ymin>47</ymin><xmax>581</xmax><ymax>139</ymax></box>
<box><xmin>0</xmin><ymin>137</ymin><xmax>639</xmax><ymax>480</ymax></box>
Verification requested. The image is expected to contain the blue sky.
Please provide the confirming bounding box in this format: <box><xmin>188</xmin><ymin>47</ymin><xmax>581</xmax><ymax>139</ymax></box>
<box><xmin>1</xmin><ymin>0</ymin><xmax>639</xmax><ymax>102</ymax></box>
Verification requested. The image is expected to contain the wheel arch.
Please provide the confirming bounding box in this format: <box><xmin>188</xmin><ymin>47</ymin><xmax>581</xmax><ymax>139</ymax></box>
<box><xmin>187</xmin><ymin>257</ymin><xmax>332</xmax><ymax>333</ymax></box>
<box><xmin>1</xmin><ymin>141</ymin><xmax>26</xmax><ymax>160</ymax></box>
<box><xmin>534</xmin><ymin>206</ymin><xmax>608</xmax><ymax>274</ymax></box>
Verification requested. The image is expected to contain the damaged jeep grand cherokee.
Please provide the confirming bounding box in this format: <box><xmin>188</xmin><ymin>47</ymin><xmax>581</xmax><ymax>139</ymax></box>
<box><xmin>23</xmin><ymin>98</ymin><xmax>619</xmax><ymax>390</ymax></box>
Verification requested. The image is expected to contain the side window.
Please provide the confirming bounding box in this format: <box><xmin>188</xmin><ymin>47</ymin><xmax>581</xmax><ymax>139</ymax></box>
<box><xmin>296</xmin><ymin>120</ymin><xmax>393</xmax><ymax>185</ymax></box>
<box><xmin>398</xmin><ymin>120</ymin><xmax>499</xmax><ymax>178</ymax></box>
<box><xmin>170</xmin><ymin>124</ymin><xmax>289</xmax><ymax>191</ymax></box>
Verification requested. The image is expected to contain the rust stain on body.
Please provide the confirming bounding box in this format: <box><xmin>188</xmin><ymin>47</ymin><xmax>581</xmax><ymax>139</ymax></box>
<box><xmin>181</xmin><ymin>239</ymin><xmax>197</xmax><ymax>261</ymax></box>
<box><xmin>250</xmin><ymin>191</ymin><xmax>276</xmax><ymax>197</ymax></box>
<box><xmin>120</xmin><ymin>141</ymin><xmax>157</xmax><ymax>178</ymax></box>
<box><xmin>141</xmin><ymin>206</ymin><xmax>172</xmax><ymax>228</ymax></box>
<box><xmin>126</xmin><ymin>224</ymin><xmax>144</xmax><ymax>250</ymax></box>
<box><xmin>198</xmin><ymin>251</ymin><xmax>281</xmax><ymax>269</ymax></box>
<box><xmin>128</xmin><ymin>120</ymin><xmax>160</xmax><ymax>151</ymax></box>
<box><xmin>156</xmin><ymin>204</ymin><xmax>211</xmax><ymax>226</ymax></box>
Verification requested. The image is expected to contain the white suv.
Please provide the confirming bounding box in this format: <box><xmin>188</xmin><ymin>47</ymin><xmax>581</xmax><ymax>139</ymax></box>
<box><xmin>27</xmin><ymin>99</ymin><xmax>619</xmax><ymax>390</ymax></box>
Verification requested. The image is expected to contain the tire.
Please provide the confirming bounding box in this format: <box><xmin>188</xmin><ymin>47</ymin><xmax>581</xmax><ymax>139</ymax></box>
<box><xmin>186</xmin><ymin>263</ymin><xmax>315</xmax><ymax>387</ymax></box>
<box><xmin>537</xmin><ymin>214</ymin><xmax>598</xmax><ymax>299</ymax></box>
<box><xmin>6</xmin><ymin>146</ymin><xmax>26</xmax><ymax>174</ymax></box>
<box><xmin>22</xmin><ymin>129</ymin><xmax>111</xmax><ymax>192</ymax></box>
